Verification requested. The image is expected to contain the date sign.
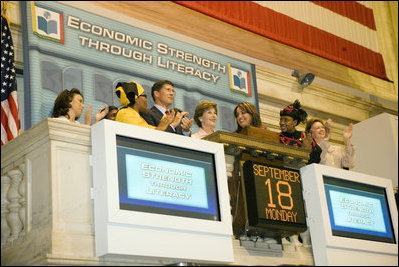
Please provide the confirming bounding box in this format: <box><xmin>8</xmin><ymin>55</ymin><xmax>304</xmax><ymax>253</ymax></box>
<box><xmin>242</xmin><ymin>160</ymin><xmax>307</xmax><ymax>237</ymax></box>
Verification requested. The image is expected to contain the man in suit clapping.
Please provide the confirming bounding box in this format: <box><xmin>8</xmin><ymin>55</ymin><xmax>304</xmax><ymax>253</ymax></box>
<box><xmin>141</xmin><ymin>80</ymin><xmax>193</xmax><ymax>136</ymax></box>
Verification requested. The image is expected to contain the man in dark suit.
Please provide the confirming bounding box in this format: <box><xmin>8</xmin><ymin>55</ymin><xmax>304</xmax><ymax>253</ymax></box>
<box><xmin>141</xmin><ymin>80</ymin><xmax>193</xmax><ymax>135</ymax></box>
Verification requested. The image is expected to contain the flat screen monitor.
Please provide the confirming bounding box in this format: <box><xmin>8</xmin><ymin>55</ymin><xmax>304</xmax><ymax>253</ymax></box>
<box><xmin>323</xmin><ymin>175</ymin><xmax>395</xmax><ymax>244</ymax></box>
<box><xmin>91</xmin><ymin>120</ymin><xmax>233</xmax><ymax>263</ymax></box>
<box><xmin>300</xmin><ymin>164</ymin><xmax>398</xmax><ymax>266</ymax></box>
<box><xmin>116</xmin><ymin>135</ymin><xmax>220</xmax><ymax>221</ymax></box>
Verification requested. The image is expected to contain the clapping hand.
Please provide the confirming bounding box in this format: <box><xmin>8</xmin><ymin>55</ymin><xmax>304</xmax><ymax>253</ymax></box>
<box><xmin>171</xmin><ymin>111</ymin><xmax>188</xmax><ymax>128</ymax></box>
<box><xmin>158</xmin><ymin>109</ymin><xmax>177</xmax><ymax>131</ymax></box>
<box><xmin>181</xmin><ymin>116</ymin><xmax>194</xmax><ymax>132</ymax></box>
<box><xmin>84</xmin><ymin>104</ymin><xmax>93</xmax><ymax>125</ymax></box>
<box><xmin>95</xmin><ymin>104</ymin><xmax>109</xmax><ymax>123</ymax></box>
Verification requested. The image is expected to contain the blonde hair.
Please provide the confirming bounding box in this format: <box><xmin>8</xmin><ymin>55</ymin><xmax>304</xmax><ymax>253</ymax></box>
<box><xmin>305</xmin><ymin>118</ymin><xmax>325</xmax><ymax>134</ymax></box>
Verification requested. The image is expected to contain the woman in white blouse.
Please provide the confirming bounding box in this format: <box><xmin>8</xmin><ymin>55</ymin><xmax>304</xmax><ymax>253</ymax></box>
<box><xmin>52</xmin><ymin>88</ymin><xmax>108</xmax><ymax>125</ymax></box>
<box><xmin>191</xmin><ymin>101</ymin><xmax>218</xmax><ymax>139</ymax></box>
<box><xmin>306</xmin><ymin>118</ymin><xmax>355</xmax><ymax>169</ymax></box>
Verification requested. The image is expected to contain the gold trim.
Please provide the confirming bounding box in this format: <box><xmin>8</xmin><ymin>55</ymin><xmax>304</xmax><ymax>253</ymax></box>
<box><xmin>204</xmin><ymin>131</ymin><xmax>309</xmax><ymax>160</ymax></box>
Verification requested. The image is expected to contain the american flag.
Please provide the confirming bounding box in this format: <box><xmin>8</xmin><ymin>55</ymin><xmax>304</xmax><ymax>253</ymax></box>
<box><xmin>1</xmin><ymin>15</ymin><xmax>20</xmax><ymax>146</ymax></box>
<box><xmin>175</xmin><ymin>1</ymin><xmax>386</xmax><ymax>80</ymax></box>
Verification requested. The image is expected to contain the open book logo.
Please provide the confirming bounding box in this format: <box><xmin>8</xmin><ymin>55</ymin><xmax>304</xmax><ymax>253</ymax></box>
<box><xmin>228</xmin><ymin>64</ymin><xmax>251</xmax><ymax>96</ymax></box>
<box><xmin>31</xmin><ymin>2</ymin><xmax>64</xmax><ymax>44</ymax></box>
<box><xmin>38</xmin><ymin>11</ymin><xmax>58</xmax><ymax>35</ymax></box>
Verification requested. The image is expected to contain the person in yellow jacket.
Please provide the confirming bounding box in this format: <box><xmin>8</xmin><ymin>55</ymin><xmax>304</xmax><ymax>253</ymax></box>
<box><xmin>115</xmin><ymin>81</ymin><xmax>185</xmax><ymax>131</ymax></box>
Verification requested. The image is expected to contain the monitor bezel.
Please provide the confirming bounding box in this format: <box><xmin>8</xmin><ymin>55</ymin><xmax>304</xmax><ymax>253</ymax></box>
<box><xmin>300</xmin><ymin>164</ymin><xmax>398</xmax><ymax>255</ymax></box>
<box><xmin>91</xmin><ymin>120</ymin><xmax>233</xmax><ymax>260</ymax></box>
<box><xmin>92</xmin><ymin>119</ymin><xmax>232</xmax><ymax>234</ymax></box>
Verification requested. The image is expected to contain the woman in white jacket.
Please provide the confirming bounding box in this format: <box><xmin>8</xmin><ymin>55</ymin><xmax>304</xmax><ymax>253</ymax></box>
<box><xmin>305</xmin><ymin>118</ymin><xmax>355</xmax><ymax>169</ymax></box>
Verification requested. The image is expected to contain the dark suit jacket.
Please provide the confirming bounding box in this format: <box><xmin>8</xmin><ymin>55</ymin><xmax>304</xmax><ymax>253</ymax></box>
<box><xmin>140</xmin><ymin>106</ymin><xmax>183</xmax><ymax>134</ymax></box>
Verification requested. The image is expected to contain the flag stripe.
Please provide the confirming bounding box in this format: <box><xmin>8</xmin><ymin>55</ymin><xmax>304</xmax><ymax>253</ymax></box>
<box><xmin>311</xmin><ymin>1</ymin><xmax>376</xmax><ymax>30</ymax></box>
<box><xmin>8</xmin><ymin>92</ymin><xmax>20</xmax><ymax>131</ymax></box>
<box><xmin>253</xmin><ymin>1</ymin><xmax>378</xmax><ymax>53</ymax></box>
<box><xmin>1</xmin><ymin>101</ymin><xmax>15</xmax><ymax>142</ymax></box>
<box><xmin>1</xmin><ymin>105</ymin><xmax>9</xmax><ymax>145</ymax></box>
<box><xmin>174</xmin><ymin>1</ymin><xmax>387</xmax><ymax>80</ymax></box>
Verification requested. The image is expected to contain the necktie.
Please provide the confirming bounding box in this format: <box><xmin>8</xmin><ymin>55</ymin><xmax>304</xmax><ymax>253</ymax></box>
<box><xmin>165</xmin><ymin>110</ymin><xmax>170</xmax><ymax>115</ymax></box>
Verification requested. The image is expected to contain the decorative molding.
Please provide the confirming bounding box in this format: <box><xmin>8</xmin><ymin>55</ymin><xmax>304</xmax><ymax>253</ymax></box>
<box><xmin>1</xmin><ymin>119</ymin><xmax>91</xmax><ymax>172</ymax></box>
<box><xmin>254</xmin><ymin>66</ymin><xmax>393</xmax><ymax>144</ymax></box>
<box><xmin>1</xmin><ymin>164</ymin><xmax>26</xmax><ymax>249</ymax></box>
<box><xmin>1</xmin><ymin>175</ymin><xmax>11</xmax><ymax>248</ymax></box>
<box><xmin>256</xmin><ymin>66</ymin><xmax>397</xmax><ymax>123</ymax></box>
<box><xmin>372</xmin><ymin>1</ymin><xmax>398</xmax><ymax>96</ymax></box>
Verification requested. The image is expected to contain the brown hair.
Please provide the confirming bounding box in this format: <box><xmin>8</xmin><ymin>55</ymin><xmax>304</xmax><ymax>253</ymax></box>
<box><xmin>194</xmin><ymin>101</ymin><xmax>218</xmax><ymax>128</ymax></box>
<box><xmin>52</xmin><ymin>88</ymin><xmax>83</xmax><ymax>119</ymax></box>
<box><xmin>151</xmin><ymin>80</ymin><xmax>174</xmax><ymax>101</ymax></box>
<box><xmin>234</xmin><ymin>102</ymin><xmax>262</xmax><ymax>132</ymax></box>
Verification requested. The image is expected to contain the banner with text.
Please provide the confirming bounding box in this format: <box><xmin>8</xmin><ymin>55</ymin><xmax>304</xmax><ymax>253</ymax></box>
<box><xmin>24</xmin><ymin>1</ymin><xmax>258</xmax><ymax>132</ymax></box>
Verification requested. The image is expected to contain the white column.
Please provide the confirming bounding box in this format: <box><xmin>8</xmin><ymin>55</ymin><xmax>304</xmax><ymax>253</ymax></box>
<box><xmin>6</xmin><ymin>168</ymin><xmax>23</xmax><ymax>243</ymax></box>
<box><xmin>1</xmin><ymin>175</ymin><xmax>11</xmax><ymax>247</ymax></box>
<box><xmin>18</xmin><ymin>164</ymin><xmax>26</xmax><ymax>239</ymax></box>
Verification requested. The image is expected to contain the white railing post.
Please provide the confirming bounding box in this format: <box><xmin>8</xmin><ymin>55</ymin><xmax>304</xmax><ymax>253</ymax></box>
<box><xmin>6</xmin><ymin>168</ymin><xmax>23</xmax><ymax>244</ymax></box>
<box><xmin>18</xmin><ymin>164</ymin><xmax>26</xmax><ymax>239</ymax></box>
<box><xmin>1</xmin><ymin>175</ymin><xmax>11</xmax><ymax>247</ymax></box>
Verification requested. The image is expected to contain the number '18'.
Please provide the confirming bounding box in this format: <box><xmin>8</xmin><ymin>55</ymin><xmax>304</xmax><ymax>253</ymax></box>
<box><xmin>265</xmin><ymin>179</ymin><xmax>293</xmax><ymax>210</ymax></box>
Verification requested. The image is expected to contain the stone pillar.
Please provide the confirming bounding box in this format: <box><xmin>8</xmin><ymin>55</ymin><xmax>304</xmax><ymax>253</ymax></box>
<box><xmin>6</xmin><ymin>168</ymin><xmax>23</xmax><ymax>244</ymax></box>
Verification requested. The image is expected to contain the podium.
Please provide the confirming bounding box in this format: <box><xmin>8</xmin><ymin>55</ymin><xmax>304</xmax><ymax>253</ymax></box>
<box><xmin>204</xmin><ymin>126</ymin><xmax>310</xmax><ymax>238</ymax></box>
<box><xmin>1</xmin><ymin>119</ymin><xmax>315</xmax><ymax>266</ymax></box>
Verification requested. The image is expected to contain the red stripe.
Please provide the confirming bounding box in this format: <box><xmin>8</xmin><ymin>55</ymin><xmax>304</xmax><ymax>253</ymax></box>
<box><xmin>8</xmin><ymin>95</ymin><xmax>20</xmax><ymax>132</ymax></box>
<box><xmin>1</xmin><ymin>104</ymin><xmax>15</xmax><ymax>142</ymax></box>
<box><xmin>1</xmin><ymin>104</ymin><xmax>7</xmax><ymax>129</ymax></box>
<box><xmin>174</xmin><ymin>1</ymin><xmax>387</xmax><ymax>80</ymax></box>
<box><xmin>311</xmin><ymin>1</ymin><xmax>376</xmax><ymax>30</ymax></box>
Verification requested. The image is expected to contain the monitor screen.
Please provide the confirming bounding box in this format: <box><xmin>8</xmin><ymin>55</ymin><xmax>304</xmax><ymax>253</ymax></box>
<box><xmin>116</xmin><ymin>135</ymin><xmax>221</xmax><ymax>221</ymax></box>
<box><xmin>323</xmin><ymin>175</ymin><xmax>396</xmax><ymax>244</ymax></box>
